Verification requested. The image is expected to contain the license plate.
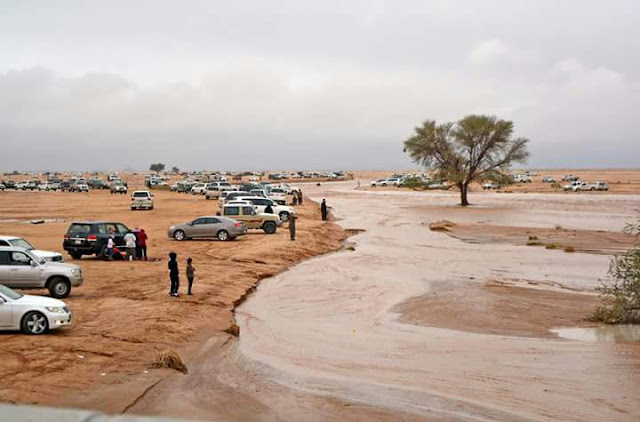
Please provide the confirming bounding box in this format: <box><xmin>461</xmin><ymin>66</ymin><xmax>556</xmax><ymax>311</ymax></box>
<box><xmin>75</xmin><ymin>240</ymin><xmax>82</xmax><ymax>245</ymax></box>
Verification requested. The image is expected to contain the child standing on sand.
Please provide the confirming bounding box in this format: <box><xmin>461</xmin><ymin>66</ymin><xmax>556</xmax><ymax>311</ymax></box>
<box><xmin>186</xmin><ymin>257</ymin><xmax>195</xmax><ymax>295</ymax></box>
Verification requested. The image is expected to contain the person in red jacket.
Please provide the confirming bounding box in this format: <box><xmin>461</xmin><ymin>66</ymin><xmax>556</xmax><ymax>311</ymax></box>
<box><xmin>137</xmin><ymin>228</ymin><xmax>148</xmax><ymax>261</ymax></box>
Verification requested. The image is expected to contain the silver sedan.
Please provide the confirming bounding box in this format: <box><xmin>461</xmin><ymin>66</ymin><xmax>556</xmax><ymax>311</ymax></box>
<box><xmin>168</xmin><ymin>216</ymin><xmax>247</xmax><ymax>241</ymax></box>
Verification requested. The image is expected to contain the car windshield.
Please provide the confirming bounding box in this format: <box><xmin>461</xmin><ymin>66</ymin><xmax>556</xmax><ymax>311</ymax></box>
<box><xmin>9</xmin><ymin>238</ymin><xmax>34</xmax><ymax>250</ymax></box>
<box><xmin>0</xmin><ymin>284</ymin><xmax>23</xmax><ymax>300</ymax></box>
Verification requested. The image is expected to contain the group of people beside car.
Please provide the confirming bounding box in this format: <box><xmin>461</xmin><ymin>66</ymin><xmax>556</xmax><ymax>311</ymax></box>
<box><xmin>105</xmin><ymin>227</ymin><xmax>149</xmax><ymax>261</ymax></box>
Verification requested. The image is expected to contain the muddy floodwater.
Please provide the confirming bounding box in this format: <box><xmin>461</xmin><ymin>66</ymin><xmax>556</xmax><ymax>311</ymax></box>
<box><xmin>234</xmin><ymin>183</ymin><xmax>640</xmax><ymax>421</ymax></box>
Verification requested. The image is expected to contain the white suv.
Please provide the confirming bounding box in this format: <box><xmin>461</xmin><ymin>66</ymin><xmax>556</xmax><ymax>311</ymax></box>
<box><xmin>131</xmin><ymin>190</ymin><xmax>154</xmax><ymax>210</ymax></box>
<box><xmin>0</xmin><ymin>246</ymin><xmax>83</xmax><ymax>298</ymax></box>
<box><xmin>191</xmin><ymin>183</ymin><xmax>207</xmax><ymax>195</ymax></box>
<box><xmin>0</xmin><ymin>236</ymin><xmax>64</xmax><ymax>262</ymax></box>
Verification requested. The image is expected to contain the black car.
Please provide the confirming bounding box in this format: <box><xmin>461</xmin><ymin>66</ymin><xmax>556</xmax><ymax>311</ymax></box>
<box><xmin>63</xmin><ymin>221</ymin><xmax>131</xmax><ymax>259</ymax></box>
<box><xmin>4</xmin><ymin>180</ymin><xmax>16</xmax><ymax>189</ymax></box>
<box><xmin>59</xmin><ymin>181</ymin><xmax>73</xmax><ymax>192</ymax></box>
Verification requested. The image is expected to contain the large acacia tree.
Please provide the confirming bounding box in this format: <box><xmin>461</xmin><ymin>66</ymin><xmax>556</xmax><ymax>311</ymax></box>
<box><xmin>403</xmin><ymin>115</ymin><xmax>529</xmax><ymax>206</ymax></box>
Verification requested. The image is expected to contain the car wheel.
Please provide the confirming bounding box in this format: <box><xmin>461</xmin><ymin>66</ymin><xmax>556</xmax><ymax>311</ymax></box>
<box><xmin>217</xmin><ymin>230</ymin><xmax>229</xmax><ymax>241</ymax></box>
<box><xmin>279</xmin><ymin>211</ymin><xmax>290</xmax><ymax>222</ymax></box>
<box><xmin>590</xmin><ymin>187</ymin><xmax>595</xmax><ymax>191</ymax></box>
<box><xmin>49</xmin><ymin>277</ymin><xmax>71</xmax><ymax>298</ymax></box>
<box><xmin>174</xmin><ymin>230</ymin><xmax>186</xmax><ymax>241</ymax></box>
<box><xmin>21</xmin><ymin>311</ymin><xmax>49</xmax><ymax>335</ymax></box>
<box><xmin>70</xmin><ymin>252</ymin><xmax>82</xmax><ymax>260</ymax></box>
<box><xmin>263</xmin><ymin>221</ymin><xmax>277</xmax><ymax>234</ymax></box>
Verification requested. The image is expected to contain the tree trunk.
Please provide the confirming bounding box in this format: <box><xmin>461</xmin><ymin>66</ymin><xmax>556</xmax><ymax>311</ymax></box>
<box><xmin>460</xmin><ymin>183</ymin><xmax>469</xmax><ymax>206</ymax></box>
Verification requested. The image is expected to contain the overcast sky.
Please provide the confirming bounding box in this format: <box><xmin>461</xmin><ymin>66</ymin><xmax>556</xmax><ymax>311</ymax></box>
<box><xmin>1</xmin><ymin>0</ymin><xmax>639</xmax><ymax>171</ymax></box>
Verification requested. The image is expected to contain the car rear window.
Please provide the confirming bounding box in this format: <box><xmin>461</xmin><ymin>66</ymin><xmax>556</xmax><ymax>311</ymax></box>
<box><xmin>68</xmin><ymin>223</ymin><xmax>92</xmax><ymax>237</ymax></box>
<box><xmin>133</xmin><ymin>192</ymin><xmax>149</xmax><ymax>198</ymax></box>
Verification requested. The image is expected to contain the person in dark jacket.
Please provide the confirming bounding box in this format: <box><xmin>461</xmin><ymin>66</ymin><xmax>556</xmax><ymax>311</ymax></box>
<box><xmin>298</xmin><ymin>189</ymin><xmax>303</xmax><ymax>205</ymax></box>
<box><xmin>265</xmin><ymin>204</ymin><xmax>274</xmax><ymax>214</ymax></box>
<box><xmin>168</xmin><ymin>252</ymin><xmax>179</xmax><ymax>297</ymax></box>
<box><xmin>320</xmin><ymin>199</ymin><xmax>328</xmax><ymax>221</ymax></box>
<box><xmin>289</xmin><ymin>214</ymin><xmax>296</xmax><ymax>241</ymax></box>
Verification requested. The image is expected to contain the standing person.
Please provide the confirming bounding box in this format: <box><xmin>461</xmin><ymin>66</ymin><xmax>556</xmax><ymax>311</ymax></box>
<box><xmin>265</xmin><ymin>203</ymin><xmax>274</xmax><ymax>214</ymax></box>
<box><xmin>133</xmin><ymin>227</ymin><xmax>142</xmax><ymax>260</ymax></box>
<box><xmin>137</xmin><ymin>228</ymin><xmax>148</xmax><ymax>261</ymax></box>
<box><xmin>106</xmin><ymin>235</ymin><xmax>115</xmax><ymax>261</ymax></box>
<box><xmin>298</xmin><ymin>189</ymin><xmax>303</xmax><ymax>205</ymax></box>
<box><xmin>124</xmin><ymin>231</ymin><xmax>137</xmax><ymax>261</ymax></box>
<box><xmin>168</xmin><ymin>252</ymin><xmax>179</xmax><ymax>297</ymax></box>
<box><xmin>186</xmin><ymin>258</ymin><xmax>195</xmax><ymax>295</ymax></box>
<box><xmin>291</xmin><ymin>193</ymin><xmax>298</xmax><ymax>206</ymax></box>
<box><xmin>289</xmin><ymin>213</ymin><xmax>296</xmax><ymax>241</ymax></box>
<box><xmin>320</xmin><ymin>199</ymin><xmax>328</xmax><ymax>221</ymax></box>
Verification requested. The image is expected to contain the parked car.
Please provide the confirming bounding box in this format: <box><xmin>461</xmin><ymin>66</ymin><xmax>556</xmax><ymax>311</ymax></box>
<box><xmin>511</xmin><ymin>175</ymin><xmax>532</xmax><ymax>183</ymax></box>
<box><xmin>168</xmin><ymin>216</ymin><xmax>246</xmax><ymax>241</ymax></box>
<box><xmin>39</xmin><ymin>181</ymin><xmax>60</xmax><ymax>191</ymax></box>
<box><xmin>190</xmin><ymin>183</ymin><xmax>207</xmax><ymax>195</ymax></box>
<box><xmin>267</xmin><ymin>187</ymin><xmax>287</xmax><ymax>205</ymax></box>
<box><xmin>273</xmin><ymin>183</ymin><xmax>300</xmax><ymax>195</ymax></box>
<box><xmin>0</xmin><ymin>183</ymin><xmax>5</xmax><ymax>191</ymax></box>
<box><xmin>0</xmin><ymin>236</ymin><xmax>64</xmax><ymax>262</ymax></box>
<box><xmin>482</xmin><ymin>182</ymin><xmax>500</xmax><ymax>190</ymax></box>
<box><xmin>231</xmin><ymin>196</ymin><xmax>296</xmax><ymax>221</ymax></box>
<box><xmin>563</xmin><ymin>181</ymin><xmax>587</xmax><ymax>192</ymax></box>
<box><xmin>71</xmin><ymin>183</ymin><xmax>89</xmax><ymax>192</ymax></box>
<box><xmin>4</xmin><ymin>180</ymin><xmax>16</xmax><ymax>189</ymax></box>
<box><xmin>562</xmin><ymin>174</ymin><xmax>579</xmax><ymax>182</ymax></box>
<box><xmin>110</xmin><ymin>182</ymin><xmax>128</xmax><ymax>194</ymax></box>
<box><xmin>131</xmin><ymin>191</ymin><xmax>154</xmax><ymax>210</ymax></box>
<box><xmin>63</xmin><ymin>221</ymin><xmax>131</xmax><ymax>259</ymax></box>
<box><xmin>541</xmin><ymin>176</ymin><xmax>556</xmax><ymax>183</ymax></box>
<box><xmin>59</xmin><ymin>181</ymin><xmax>73</xmax><ymax>192</ymax></box>
<box><xmin>221</xmin><ymin>204</ymin><xmax>282</xmax><ymax>234</ymax></box>
<box><xmin>205</xmin><ymin>184</ymin><xmax>236</xmax><ymax>200</ymax></box>
<box><xmin>0</xmin><ymin>284</ymin><xmax>72</xmax><ymax>334</ymax></box>
<box><xmin>589</xmin><ymin>181</ymin><xmax>609</xmax><ymax>191</ymax></box>
<box><xmin>0</xmin><ymin>246</ymin><xmax>83</xmax><ymax>298</ymax></box>
<box><xmin>220</xmin><ymin>190</ymin><xmax>256</xmax><ymax>205</ymax></box>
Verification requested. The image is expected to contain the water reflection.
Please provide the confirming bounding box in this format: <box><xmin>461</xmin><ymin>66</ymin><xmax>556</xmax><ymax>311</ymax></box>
<box><xmin>552</xmin><ymin>325</ymin><xmax>640</xmax><ymax>342</ymax></box>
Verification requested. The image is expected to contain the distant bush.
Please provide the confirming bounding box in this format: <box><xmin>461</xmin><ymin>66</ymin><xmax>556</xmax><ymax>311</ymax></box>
<box><xmin>564</xmin><ymin>245</ymin><xmax>576</xmax><ymax>253</ymax></box>
<box><xmin>402</xmin><ymin>177</ymin><xmax>428</xmax><ymax>190</ymax></box>
<box><xmin>545</xmin><ymin>243</ymin><xmax>560</xmax><ymax>249</ymax></box>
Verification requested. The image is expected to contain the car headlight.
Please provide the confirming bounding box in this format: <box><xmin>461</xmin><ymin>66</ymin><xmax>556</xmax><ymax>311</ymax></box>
<box><xmin>45</xmin><ymin>306</ymin><xmax>67</xmax><ymax>314</ymax></box>
<box><xmin>71</xmin><ymin>269</ymin><xmax>81</xmax><ymax>276</ymax></box>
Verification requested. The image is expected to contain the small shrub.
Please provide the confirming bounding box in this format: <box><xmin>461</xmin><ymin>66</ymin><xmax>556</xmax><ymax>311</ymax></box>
<box><xmin>564</xmin><ymin>245</ymin><xmax>576</xmax><ymax>253</ymax></box>
<box><xmin>545</xmin><ymin>243</ymin><xmax>560</xmax><ymax>249</ymax></box>
<box><xmin>528</xmin><ymin>235</ymin><xmax>539</xmax><ymax>241</ymax></box>
<box><xmin>153</xmin><ymin>350</ymin><xmax>188</xmax><ymax>374</ymax></box>
<box><xmin>526</xmin><ymin>240</ymin><xmax>542</xmax><ymax>246</ymax></box>
<box><xmin>554</xmin><ymin>225</ymin><xmax>565</xmax><ymax>231</ymax></box>
<box><xmin>589</xmin><ymin>248</ymin><xmax>640</xmax><ymax>324</ymax></box>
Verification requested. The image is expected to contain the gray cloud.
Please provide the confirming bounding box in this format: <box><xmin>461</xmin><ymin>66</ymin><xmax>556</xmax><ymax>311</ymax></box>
<box><xmin>1</xmin><ymin>0</ymin><xmax>639</xmax><ymax>171</ymax></box>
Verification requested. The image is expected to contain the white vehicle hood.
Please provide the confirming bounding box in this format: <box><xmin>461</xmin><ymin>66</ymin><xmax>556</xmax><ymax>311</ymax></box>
<box><xmin>15</xmin><ymin>294</ymin><xmax>67</xmax><ymax>308</ymax></box>
<box><xmin>31</xmin><ymin>249</ymin><xmax>64</xmax><ymax>261</ymax></box>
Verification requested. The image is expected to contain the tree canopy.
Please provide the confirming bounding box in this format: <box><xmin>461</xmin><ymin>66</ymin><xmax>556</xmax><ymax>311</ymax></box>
<box><xmin>403</xmin><ymin>115</ymin><xmax>529</xmax><ymax>206</ymax></box>
<box><xmin>149</xmin><ymin>163</ymin><xmax>166</xmax><ymax>174</ymax></box>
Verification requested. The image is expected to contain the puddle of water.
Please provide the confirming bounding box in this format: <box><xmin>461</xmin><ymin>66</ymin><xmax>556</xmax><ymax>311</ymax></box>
<box><xmin>552</xmin><ymin>325</ymin><xmax>640</xmax><ymax>342</ymax></box>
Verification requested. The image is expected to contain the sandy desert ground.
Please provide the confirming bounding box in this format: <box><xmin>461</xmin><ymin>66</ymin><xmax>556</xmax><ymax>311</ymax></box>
<box><xmin>1</xmin><ymin>171</ymin><xmax>640</xmax><ymax>421</ymax></box>
<box><xmin>0</xmin><ymin>176</ymin><xmax>347</xmax><ymax>412</ymax></box>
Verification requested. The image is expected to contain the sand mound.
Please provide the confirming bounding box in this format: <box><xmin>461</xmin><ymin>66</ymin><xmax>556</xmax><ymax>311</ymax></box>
<box><xmin>429</xmin><ymin>220</ymin><xmax>457</xmax><ymax>232</ymax></box>
<box><xmin>153</xmin><ymin>350</ymin><xmax>188</xmax><ymax>374</ymax></box>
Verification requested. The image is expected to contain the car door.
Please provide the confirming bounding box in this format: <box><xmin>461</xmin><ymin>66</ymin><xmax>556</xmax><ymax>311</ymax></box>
<box><xmin>204</xmin><ymin>218</ymin><xmax>224</xmax><ymax>237</ymax></box>
<box><xmin>7</xmin><ymin>251</ymin><xmax>42</xmax><ymax>287</ymax></box>
<box><xmin>242</xmin><ymin>206</ymin><xmax>262</xmax><ymax>228</ymax></box>
<box><xmin>187</xmin><ymin>218</ymin><xmax>208</xmax><ymax>238</ymax></box>
<box><xmin>0</xmin><ymin>293</ymin><xmax>13</xmax><ymax>328</ymax></box>
<box><xmin>0</xmin><ymin>251</ymin><xmax>12</xmax><ymax>286</ymax></box>
<box><xmin>115</xmin><ymin>223</ymin><xmax>130</xmax><ymax>247</ymax></box>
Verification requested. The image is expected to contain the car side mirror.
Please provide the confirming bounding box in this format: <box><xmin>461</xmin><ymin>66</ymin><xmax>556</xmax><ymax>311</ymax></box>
<box><xmin>188</xmin><ymin>222</ymin><xmax>193</xmax><ymax>226</ymax></box>
<box><xmin>30</xmin><ymin>260</ymin><xmax>38</xmax><ymax>267</ymax></box>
